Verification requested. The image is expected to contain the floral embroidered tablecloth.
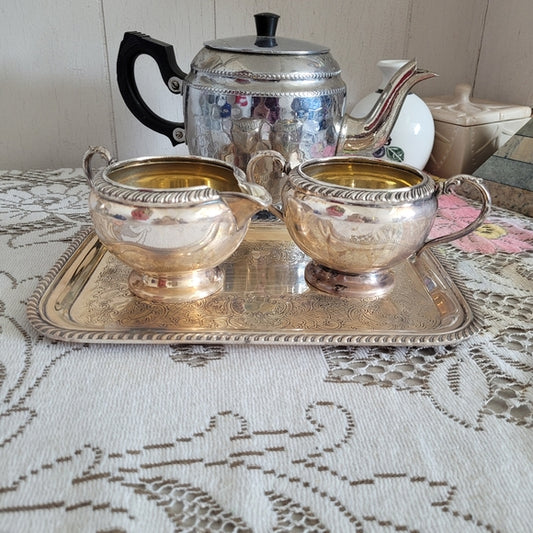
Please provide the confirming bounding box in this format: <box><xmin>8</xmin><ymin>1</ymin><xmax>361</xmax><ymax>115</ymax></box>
<box><xmin>0</xmin><ymin>168</ymin><xmax>532</xmax><ymax>532</ymax></box>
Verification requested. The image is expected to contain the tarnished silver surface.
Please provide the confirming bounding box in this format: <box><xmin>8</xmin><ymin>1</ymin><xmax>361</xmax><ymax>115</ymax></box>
<box><xmin>259</xmin><ymin>156</ymin><xmax>491</xmax><ymax>296</ymax></box>
<box><xmin>27</xmin><ymin>223</ymin><xmax>481</xmax><ymax>346</ymax></box>
<box><xmin>82</xmin><ymin>147</ymin><xmax>271</xmax><ymax>302</ymax></box>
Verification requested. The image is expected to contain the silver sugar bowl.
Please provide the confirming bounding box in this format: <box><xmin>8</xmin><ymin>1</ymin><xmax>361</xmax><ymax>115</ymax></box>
<box><xmin>252</xmin><ymin>153</ymin><xmax>491</xmax><ymax>296</ymax></box>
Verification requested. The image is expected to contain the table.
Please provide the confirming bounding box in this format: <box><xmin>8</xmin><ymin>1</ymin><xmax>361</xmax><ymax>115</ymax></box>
<box><xmin>1</xmin><ymin>167</ymin><xmax>532</xmax><ymax>532</ymax></box>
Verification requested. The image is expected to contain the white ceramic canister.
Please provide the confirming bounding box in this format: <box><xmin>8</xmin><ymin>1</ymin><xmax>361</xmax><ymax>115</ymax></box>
<box><xmin>351</xmin><ymin>59</ymin><xmax>435</xmax><ymax>169</ymax></box>
<box><xmin>423</xmin><ymin>84</ymin><xmax>531</xmax><ymax>178</ymax></box>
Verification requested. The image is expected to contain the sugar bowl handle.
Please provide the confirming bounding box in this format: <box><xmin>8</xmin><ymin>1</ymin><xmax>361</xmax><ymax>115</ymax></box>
<box><xmin>245</xmin><ymin>150</ymin><xmax>290</xmax><ymax>218</ymax></box>
<box><xmin>82</xmin><ymin>146</ymin><xmax>114</xmax><ymax>184</ymax></box>
<box><xmin>417</xmin><ymin>175</ymin><xmax>491</xmax><ymax>256</ymax></box>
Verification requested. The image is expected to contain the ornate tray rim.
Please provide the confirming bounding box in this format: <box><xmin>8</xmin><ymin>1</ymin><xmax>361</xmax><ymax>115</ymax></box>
<box><xmin>27</xmin><ymin>225</ymin><xmax>482</xmax><ymax>346</ymax></box>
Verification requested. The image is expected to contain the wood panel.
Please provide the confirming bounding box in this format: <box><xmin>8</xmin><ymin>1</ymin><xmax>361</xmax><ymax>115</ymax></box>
<box><xmin>475</xmin><ymin>0</ymin><xmax>533</xmax><ymax>106</ymax></box>
<box><xmin>407</xmin><ymin>0</ymin><xmax>488</xmax><ymax>98</ymax></box>
<box><xmin>0</xmin><ymin>0</ymin><xmax>113</xmax><ymax>170</ymax></box>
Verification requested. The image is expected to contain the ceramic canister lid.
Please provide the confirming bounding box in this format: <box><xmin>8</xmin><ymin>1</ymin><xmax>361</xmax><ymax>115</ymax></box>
<box><xmin>424</xmin><ymin>84</ymin><xmax>531</xmax><ymax>126</ymax></box>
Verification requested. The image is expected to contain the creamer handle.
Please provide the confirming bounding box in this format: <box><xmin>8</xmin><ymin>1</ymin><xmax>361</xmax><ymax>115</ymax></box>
<box><xmin>82</xmin><ymin>146</ymin><xmax>114</xmax><ymax>184</ymax></box>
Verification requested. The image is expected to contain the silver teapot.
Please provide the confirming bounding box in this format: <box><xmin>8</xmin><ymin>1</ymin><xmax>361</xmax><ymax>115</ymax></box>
<box><xmin>117</xmin><ymin>13</ymin><xmax>436</xmax><ymax>170</ymax></box>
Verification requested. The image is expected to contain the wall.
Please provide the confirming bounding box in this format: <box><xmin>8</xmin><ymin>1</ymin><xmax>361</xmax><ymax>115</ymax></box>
<box><xmin>1</xmin><ymin>0</ymin><xmax>531</xmax><ymax>170</ymax></box>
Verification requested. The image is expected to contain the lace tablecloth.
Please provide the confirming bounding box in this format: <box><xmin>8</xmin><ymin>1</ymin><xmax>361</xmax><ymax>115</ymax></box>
<box><xmin>1</xmin><ymin>168</ymin><xmax>532</xmax><ymax>532</ymax></box>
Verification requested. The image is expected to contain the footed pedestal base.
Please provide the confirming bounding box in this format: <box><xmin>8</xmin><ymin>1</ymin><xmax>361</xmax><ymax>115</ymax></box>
<box><xmin>128</xmin><ymin>267</ymin><xmax>224</xmax><ymax>302</ymax></box>
<box><xmin>305</xmin><ymin>261</ymin><xmax>394</xmax><ymax>298</ymax></box>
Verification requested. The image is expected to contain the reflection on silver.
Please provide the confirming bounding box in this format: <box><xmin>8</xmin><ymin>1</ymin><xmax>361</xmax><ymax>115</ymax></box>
<box><xmin>27</xmin><ymin>223</ymin><xmax>481</xmax><ymax>346</ymax></box>
<box><xmin>82</xmin><ymin>147</ymin><xmax>271</xmax><ymax>302</ymax></box>
<box><xmin>253</xmin><ymin>154</ymin><xmax>491</xmax><ymax>296</ymax></box>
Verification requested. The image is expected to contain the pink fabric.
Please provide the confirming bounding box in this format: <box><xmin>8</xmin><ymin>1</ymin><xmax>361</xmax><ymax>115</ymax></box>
<box><xmin>430</xmin><ymin>194</ymin><xmax>533</xmax><ymax>253</ymax></box>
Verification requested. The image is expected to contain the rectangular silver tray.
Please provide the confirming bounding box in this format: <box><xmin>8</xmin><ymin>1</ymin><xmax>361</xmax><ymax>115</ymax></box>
<box><xmin>27</xmin><ymin>223</ymin><xmax>480</xmax><ymax>345</ymax></box>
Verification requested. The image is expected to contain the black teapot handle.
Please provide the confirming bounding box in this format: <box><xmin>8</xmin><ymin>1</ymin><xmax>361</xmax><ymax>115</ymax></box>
<box><xmin>116</xmin><ymin>31</ymin><xmax>187</xmax><ymax>145</ymax></box>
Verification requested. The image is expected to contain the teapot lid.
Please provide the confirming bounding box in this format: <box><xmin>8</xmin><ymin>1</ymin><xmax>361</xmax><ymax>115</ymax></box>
<box><xmin>205</xmin><ymin>12</ymin><xmax>329</xmax><ymax>55</ymax></box>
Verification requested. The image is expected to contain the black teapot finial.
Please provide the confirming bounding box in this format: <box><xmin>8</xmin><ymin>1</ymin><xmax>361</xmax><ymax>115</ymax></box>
<box><xmin>254</xmin><ymin>13</ymin><xmax>279</xmax><ymax>48</ymax></box>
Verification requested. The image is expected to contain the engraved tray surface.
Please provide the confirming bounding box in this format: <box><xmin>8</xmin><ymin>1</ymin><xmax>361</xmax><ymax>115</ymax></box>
<box><xmin>27</xmin><ymin>223</ymin><xmax>481</xmax><ymax>345</ymax></box>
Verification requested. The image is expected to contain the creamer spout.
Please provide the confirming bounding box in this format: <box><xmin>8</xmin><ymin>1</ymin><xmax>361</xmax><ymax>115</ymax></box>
<box><xmin>221</xmin><ymin>182</ymin><xmax>272</xmax><ymax>230</ymax></box>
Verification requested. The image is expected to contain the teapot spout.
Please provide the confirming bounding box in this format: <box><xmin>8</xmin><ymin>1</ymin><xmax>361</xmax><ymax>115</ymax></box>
<box><xmin>336</xmin><ymin>59</ymin><xmax>437</xmax><ymax>155</ymax></box>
